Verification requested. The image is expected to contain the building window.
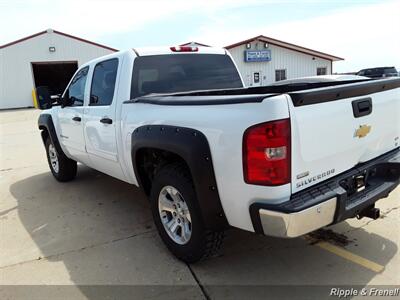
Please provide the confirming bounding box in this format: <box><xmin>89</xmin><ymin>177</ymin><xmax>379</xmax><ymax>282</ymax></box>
<box><xmin>275</xmin><ymin>69</ymin><xmax>286</xmax><ymax>81</ymax></box>
<box><xmin>317</xmin><ymin>67</ymin><xmax>327</xmax><ymax>75</ymax></box>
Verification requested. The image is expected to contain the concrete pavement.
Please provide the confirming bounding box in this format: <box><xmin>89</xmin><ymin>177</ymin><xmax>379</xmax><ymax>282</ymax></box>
<box><xmin>1</xmin><ymin>109</ymin><xmax>399</xmax><ymax>299</ymax></box>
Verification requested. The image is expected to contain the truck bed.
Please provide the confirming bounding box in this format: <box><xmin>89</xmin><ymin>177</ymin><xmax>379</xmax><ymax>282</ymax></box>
<box><xmin>125</xmin><ymin>77</ymin><xmax>400</xmax><ymax>195</ymax></box>
<box><xmin>125</xmin><ymin>78</ymin><xmax>400</xmax><ymax>106</ymax></box>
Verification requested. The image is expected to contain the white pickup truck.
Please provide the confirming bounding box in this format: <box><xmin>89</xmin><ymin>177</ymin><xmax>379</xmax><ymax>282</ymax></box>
<box><xmin>38</xmin><ymin>46</ymin><xmax>400</xmax><ymax>263</ymax></box>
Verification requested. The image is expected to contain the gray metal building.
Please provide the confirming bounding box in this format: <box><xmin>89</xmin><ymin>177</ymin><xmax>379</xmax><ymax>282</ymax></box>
<box><xmin>0</xmin><ymin>29</ymin><xmax>116</xmax><ymax>109</ymax></box>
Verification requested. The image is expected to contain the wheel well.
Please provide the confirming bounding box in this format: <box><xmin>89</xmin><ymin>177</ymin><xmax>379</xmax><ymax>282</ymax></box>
<box><xmin>135</xmin><ymin>148</ymin><xmax>190</xmax><ymax>196</ymax></box>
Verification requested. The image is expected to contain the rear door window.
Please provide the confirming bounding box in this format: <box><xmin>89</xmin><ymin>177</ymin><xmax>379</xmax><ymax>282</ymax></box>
<box><xmin>90</xmin><ymin>59</ymin><xmax>118</xmax><ymax>106</ymax></box>
<box><xmin>384</xmin><ymin>67</ymin><xmax>397</xmax><ymax>74</ymax></box>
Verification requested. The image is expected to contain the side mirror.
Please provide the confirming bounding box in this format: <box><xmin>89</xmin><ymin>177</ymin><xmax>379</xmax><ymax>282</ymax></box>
<box><xmin>60</xmin><ymin>95</ymin><xmax>70</xmax><ymax>108</ymax></box>
<box><xmin>36</xmin><ymin>86</ymin><xmax>54</xmax><ymax>110</ymax></box>
<box><xmin>60</xmin><ymin>96</ymin><xmax>66</xmax><ymax>108</ymax></box>
<box><xmin>50</xmin><ymin>94</ymin><xmax>62</xmax><ymax>105</ymax></box>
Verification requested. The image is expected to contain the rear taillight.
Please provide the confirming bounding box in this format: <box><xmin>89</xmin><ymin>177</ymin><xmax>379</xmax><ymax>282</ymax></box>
<box><xmin>243</xmin><ymin>119</ymin><xmax>291</xmax><ymax>186</ymax></box>
<box><xmin>170</xmin><ymin>46</ymin><xmax>199</xmax><ymax>52</ymax></box>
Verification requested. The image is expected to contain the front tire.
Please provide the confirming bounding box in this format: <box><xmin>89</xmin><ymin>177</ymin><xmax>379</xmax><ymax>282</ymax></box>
<box><xmin>150</xmin><ymin>163</ymin><xmax>224</xmax><ymax>263</ymax></box>
<box><xmin>45</xmin><ymin>137</ymin><xmax>77</xmax><ymax>182</ymax></box>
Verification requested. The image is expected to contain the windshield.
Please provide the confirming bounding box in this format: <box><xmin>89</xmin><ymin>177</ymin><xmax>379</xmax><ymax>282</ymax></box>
<box><xmin>131</xmin><ymin>54</ymin><xmax>243</xmax><ymax>98</ymax></box>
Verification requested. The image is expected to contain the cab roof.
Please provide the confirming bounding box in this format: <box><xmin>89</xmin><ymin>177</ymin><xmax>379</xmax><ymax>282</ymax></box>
<box><xmin>77</xmin><ymin>46</ymin><xmax>229</xmax><ymax>69</ymax></box>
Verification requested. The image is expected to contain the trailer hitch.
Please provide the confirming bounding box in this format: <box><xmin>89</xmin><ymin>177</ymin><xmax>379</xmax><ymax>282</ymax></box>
<box><xmin>356</xmin><ymin>205</ymin><xmax>380</xmax><ymax>220</ymax></box>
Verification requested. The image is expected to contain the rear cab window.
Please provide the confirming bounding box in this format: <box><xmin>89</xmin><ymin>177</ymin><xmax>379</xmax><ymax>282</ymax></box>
<box><xmin>131</xmin><ymin>54</ymin><xmax>243</xmax><ymax>98</ymax></box>
<box><xmin>90</xmin><ymin>58</ymin><xmax>118</xmax><ymax>106</ymax></box>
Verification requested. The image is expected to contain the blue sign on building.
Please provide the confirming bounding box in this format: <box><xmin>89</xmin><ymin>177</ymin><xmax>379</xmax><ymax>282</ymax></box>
<box><xmin>244</xmin><ymin>50</ymin><xmax>271</xmax><ymax>62</ymax></box>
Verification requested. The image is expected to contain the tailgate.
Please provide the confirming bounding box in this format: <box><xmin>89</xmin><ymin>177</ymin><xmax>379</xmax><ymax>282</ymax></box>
<box><xmin>289</xmin><ymin>78</ymin><xmax>400</xmax><ymax>193</ymax></box>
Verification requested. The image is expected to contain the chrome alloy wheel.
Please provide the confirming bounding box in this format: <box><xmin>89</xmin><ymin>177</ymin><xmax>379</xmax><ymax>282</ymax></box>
<box><xmin>158</xmin><ymin>185</ymin><xmax>192</xmax><ymax>245</ymax></box>
<box><xmin>48</xmin><ymin>143</ymin><xmax>59</xmax><ymax>173</ymax></box>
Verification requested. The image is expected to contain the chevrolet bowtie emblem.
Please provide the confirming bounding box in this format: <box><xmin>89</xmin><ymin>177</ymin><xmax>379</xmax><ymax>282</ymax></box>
<box><xmin>355</xmin><ymin>125</ymin><xmax>371</xmax><ymax>138</ymax></box>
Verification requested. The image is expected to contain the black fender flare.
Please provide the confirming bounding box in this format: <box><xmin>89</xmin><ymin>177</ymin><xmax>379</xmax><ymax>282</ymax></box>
<box><xmin>131</xmin><ymin>125</ymin><xmax>229</xmax><ymax>231</ymax></box>
<box><xmin>37</xmin><ymin>114</ymin><xmax>64</xmax><ymax>156</ymax></box>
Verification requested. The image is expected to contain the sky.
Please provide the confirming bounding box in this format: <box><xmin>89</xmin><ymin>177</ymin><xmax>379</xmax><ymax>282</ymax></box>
<box><xmin>0</xmin><ymin>0</ymin><xmax>399</xmax><ymax>73</ymax></box>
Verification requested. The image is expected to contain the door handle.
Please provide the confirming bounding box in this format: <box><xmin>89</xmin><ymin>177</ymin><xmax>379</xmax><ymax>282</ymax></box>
<box><xmin>100</xmin><ymin>117</ymin><xmax>113</xmax><ymax>124</ymax></box>
<box><xmin>352</xmin><ymin>97</ymin><xmax>372</xmax><ymax>118</ymax></box>
<box><xmin>72</xmin><ymin>116</ymin><xmax>81</xmax><ymax>122</ymax></box>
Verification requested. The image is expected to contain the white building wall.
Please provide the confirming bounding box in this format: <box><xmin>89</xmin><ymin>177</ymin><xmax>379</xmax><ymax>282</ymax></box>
<box><xmin>0</xmin><ymin>31</ymin><xmax>114</xmax><ymax>109</ymax></box>
<box><xmin>228</xmin><ymin>42</ymin><xmax>332</xmax><ymax>87</ymax></box>
<box><xmin>0</xmin><ymin>50</ymin><xmax>4</xmax><ymax>108</ymax></box>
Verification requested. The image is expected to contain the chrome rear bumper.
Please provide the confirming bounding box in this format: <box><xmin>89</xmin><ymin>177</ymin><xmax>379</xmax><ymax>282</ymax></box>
<box><xmin>250</xmin><ymin>148</ymin><xmax>400</xmax><ymax>238</ymax></box>
<box><xmin>258</xmin><ymin>198</ymin><xmax>336</xmax><ymax>238</ymax></box>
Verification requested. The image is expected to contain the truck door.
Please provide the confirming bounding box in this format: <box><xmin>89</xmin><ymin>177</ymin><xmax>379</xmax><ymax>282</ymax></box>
<box><xmin>57</xmin><ymin>66</ymin><xmax>91</xmax><ymax>164</ymax></box>
<box><xmin>83</xmin><ymin>58</ymin><xmax>125</xmax><ymax>180</ymax></box>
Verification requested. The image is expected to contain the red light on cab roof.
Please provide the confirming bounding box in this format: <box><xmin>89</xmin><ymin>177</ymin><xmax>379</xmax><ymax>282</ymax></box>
<box><xmin>170</xmin><ymin>46</ymin><xmax>199</xmax><ymax>52</ymax></box>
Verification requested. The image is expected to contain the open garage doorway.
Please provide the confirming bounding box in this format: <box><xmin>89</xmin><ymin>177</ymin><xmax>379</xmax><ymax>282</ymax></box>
<box><xmin>31</xmin><ymin>61</ymin><xmax>78</xmax><ymax>96</ymax></box>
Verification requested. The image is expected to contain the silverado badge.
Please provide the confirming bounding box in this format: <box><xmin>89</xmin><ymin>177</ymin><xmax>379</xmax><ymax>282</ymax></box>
<box><xmin>355</xmin><ymin>125</ymin><xmax>371</xmax><ymax>138</ymax></box>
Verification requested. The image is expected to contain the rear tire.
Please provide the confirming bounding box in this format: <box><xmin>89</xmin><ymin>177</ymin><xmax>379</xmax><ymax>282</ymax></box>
<box><xmin>149</xmin><ymin>163</ymin><xmax>224</xmax><ymax>263</ymax></box>
<box><xmin>45</xmin><ymin>137</ymin><xmax>77</xmax><ymax>182</ymax></box>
